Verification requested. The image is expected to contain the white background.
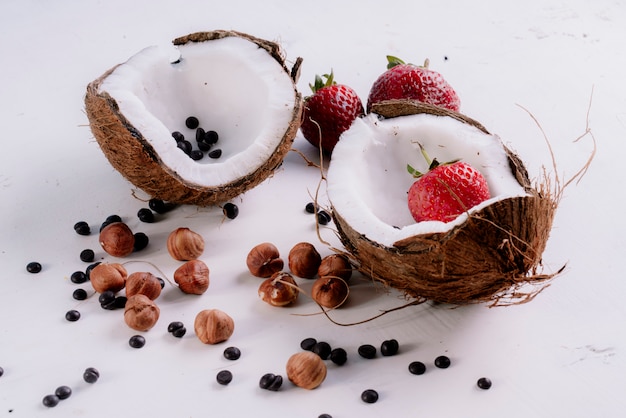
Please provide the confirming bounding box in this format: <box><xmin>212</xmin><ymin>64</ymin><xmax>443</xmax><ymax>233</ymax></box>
<box><xmin>0</xmin><ymin>1</ymin><xmax>624</xmax><ymax>417</ymax></box>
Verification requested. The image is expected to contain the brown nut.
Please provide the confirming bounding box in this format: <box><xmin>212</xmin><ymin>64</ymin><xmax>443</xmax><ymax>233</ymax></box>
<box><xmin>311</xmin><ymin>276</ymin><xmax>349</xmax><ymax>309</ymax></box>
<box><xmin>258</xmin><ymin>271</ymin><xmax>299</xmax><ymax>307</ymax></box>
<box><xmin>167</xmin><ymin>227</ymin><xmax>205</xmax><ymax>261</ymax></box>
<box><xmin>288</xmin><ymin>242</ymin><xmax>322</xmax><ymax>279</ymax></box>
<box><xmin>194</xmin><ymin>309</ymin><xmax>234</xmax><ymax>344</ymax></box>
<box><xmin>125</xmin><ymin>272</ymin><xmax>162</xmax><ymax>300</ymax></box>
<box><xmin>286</xmin><ymin>351</ymin><xmax>327</xmax><ymax>390</ymax></box>
<box><xmin>317</xmin><ymin>254</ymin><xmax>352</xmax><ymax>282</ymax></box>
<box><xmin>124</xmin><ymin>294</ymin><xmax>160</xmax><ymax>331</ymax></box>
<box><xmin>246</xmin><ymin>242</ymin><xmax>284</xmax><ymax>278</ymax></box>
<box><xmin>173</xmin><ymin>259</ymin><xmax>210</xmax><ymax>295</ymax></box>
<box><xmin>89</xmin><ymin>262</ymin><xmax>127</xmax><ymax>293</ymax></box>
<box><xmin>99</xmin><ymin>222</ymin><xmax>135</xmax><ymax>257</ymax></box>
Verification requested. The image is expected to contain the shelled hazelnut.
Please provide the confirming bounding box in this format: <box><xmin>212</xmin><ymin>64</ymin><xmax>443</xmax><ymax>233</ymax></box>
<box><xmin>99</xmin><ymin>222</ymin><xmax>135</xmax><ymax>257</ymax></box>
<box><xmin>167</xmin><ymin>227</ymin><xmax>205</xmax><ymax>261</ymax></box>
<box><xmin>311</xmin><ymin>276</ymin><xmax>349</xmax><ymax>309</ymax></box>
<box><xmin>318</xmin><ymin>254</ymin><xmax>352</xmax><ymax>282</ymax></box>
<box><xmin>124</xmin><ymin>294</ymin><xmax>160</xmax><ymax>331</ymax></box>
<box><xmin>194</xmin><ymin>309</ymin><xmax>234</xmax><ymax>344</ymax></box>
<box><xmin>125</xmin><ymin>272</ymin><xmax>162</xmax><ymax>300</ymax></box>
<box><xmin>286</xmin><ymin>351</ymin><xmax>327</xmax><ymax>390</ymax></box>
<box><xmin>246</xmin><ymin>242</ymin><xmax>284</xmax><ymax>278</ymax></box>
<box><xmin>173</xmin><ymin>259</ymin><xmax>210</xmax><ymax>295</ymax></box>
<box><xmin>288</xmin><ymin>242</ymin><xmax>322</xmax><ymax>279</ymax></box>
<box><xmin>89</xmin><ymin>263</ymin><xmax>127</xmax><ymax>293</ymax></box>
<box><xmin>258</xmin><ymin>271</ymin><xmax>299</xmax><ymax>307</ymax></box>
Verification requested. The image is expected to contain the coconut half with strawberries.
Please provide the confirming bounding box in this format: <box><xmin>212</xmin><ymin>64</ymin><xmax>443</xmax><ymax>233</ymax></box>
<box><xmin>326</xmin><ymin>96</ymin><xmax>559</xmax><ymax>306</ymax></box>
<box><xmin>85</xmin><ymin>30</ymin><xmax>303</xmax><ymax>206</ymax></box>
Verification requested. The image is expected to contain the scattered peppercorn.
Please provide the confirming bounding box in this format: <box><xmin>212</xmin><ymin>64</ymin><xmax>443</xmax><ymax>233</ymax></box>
<box><xmin>222</xmin><ymin>203</ymin><xmax>239</xmax><ymax>219</ymax></box>
<box><xmin>312</xmin><ymin>341</ymin><xmax>332</xmax><ymax>360</ymax></box>
<box><xmin>358</xmin><ymin>344</ymin><xmax>377</xmax><ymax>359</ymax></box>
<box><xmin>408</xmin><ymin>361</ymin><xmax>427</xmax><ymax>375</ymax></box>
<box><xmin>305</xmin><ymin>202</ymin><xmax>316</xmax><ymax>214</ymax></box>
<box><xmin>72</xmin><ymin>288</ymin><xmax>88</xmax><ymax>301</ymax></box>
<box><xmin>80</xmin><ymin>249</ymin><xmax>95</xmax><ymax>262</ymax></box>
<box><xmin>157</xmin><ymin>277</ymin><xmax>165</xmax><ymax>289</ymax></box>
<box><xmin>380</xmin><ymin>339</ymin><xmax>399</xmax><ymax>356</ymax></box>
<box><xmin>113</xmin><ymin>296</ymin><xmax>127</xmax><ymax>309</ymax></box>
<box><xmin>434</xmin><ymin>355</ymin><xmax>451</xmax><ymax>369</ymax></box>
<box><xmin>190</xmin><ymin>150</ymin><xmax>204</xmax><ymax>161</ymax></box>
<box><xmin>171</xmin><ymin>131</ymin><xmax>185</xmax><ymax>142</ymax></box>
<box><xmin>317</xmin><ymin>210</ymin><xmax>331</xmax><ymax>225</ymax></box>
<box><xmin>361</xmin><ymin>389</ymin><xmax>379</xmax><ymax>404</ymax></box>
<box><xmin>129</xmin><ymin>335</ymin><xmax>146</xmax><ymax>349</ymax></box>
<box><xmin>167</xmin><ymin>321</ymin><xmax>186</xmax><ymax>338</ymax></box>
<box><xmin>149</xmin><ymin>198</ymin><xmax>176</xmax><ymax>214</ymax></box>
<box><xmin>70</xmin><ymin>271</ymin><xmax>88</xmax><ymax>284</ymax></box>
<box><xmin>205</xmin><ymin>130</ymin><xmax>219</xmax><ymax>144</ymax></box>
<box><xmin>54</xmin><ymin>385</ymin><xmax>72</xmax><ymax>400</ymax></box>
<box><xmin>99</xmin><ymin>291</ymin><xmax>116</xmax><ymax>309</ymax></box>
<box><xmin>133</xmin><ymin>232</ymin><xmax>149</xmax><ymax>252</ymax></box>
<box><xmin>83</xmin><ymin>367</ymin><xmax>100</xmax><ymax>383</ymax></box>
<box><xmin>42</xmin><ymin>394</ymin><xmax>59</xmax><ymax>407</ymax></box>
<box><xmin>330</xmin><ymin>348</ymin><xmax>348</xmax><ymax>366</ymax></box>
<box><xmin>216</xmin><ymin>370</ymin><xmax>233</xmax><ymax>385</ymax></box>
<box><xmin>0</xmin><ymin>366</ymin><xmax>4</xmax><ymax>377</ymax></box>
<box><xmin>259</xmin><ymin>373</ymin><xmax>283</xmax><ymax>391</ymax></box>
<box><xmin>85</xmin><ymin>262</ymin><xmax>100</xmax><ymax>280</ymax></box>
<box><xmin>318</xmin><ymin>414</ymin><xmax>332</xmax><ymax>418</ymax></box>
<box><xmin>185</xmin><ymin>116</ymin><xmax>200</xmax><ymax>129</ymax></box>
<box><xmin>223</xmin><ymin>346</ymin><xmax>241</xmax><ymax>361</ymax></box>
<box><xmin>177</xmin><ymin>140</ymin><xmax>193</xmax><ymax>155</ymax></box>
<box><xmin>477</xmin><ymin>377</ymin><xmax>492</xmax><ymax>390</ymax></box>
<box><xmin>73</xmin><ymin>221</ymin><xmax>91</xmax><ymax>236</ymax></box>
<box><xmin>100</xmin><ymin>215</ymin><xmax>122</xmax><ymax>232</ymax></box>
<box><xmin>208</xmin><ymin>149</ymin><xmax>222</xmax><ymax>159</ymax></box>
<box><xmin>65</xmin><ymin>310</ymin><xmax>81</xmax><ymax>322</ymax></box>
<box><xmin>137</xmin><ymin>208</ymin><xmax>155</xmax><ymax>223</ymax></box>
<box><xmin>300</xmin><ymin>337</ymin><xmax>317</xmax><ymax>351</ymax></box>
<box><xmin>26</xmin><ymin>262</ymin><xmax>42</xmax><ymax>273</ymax></box>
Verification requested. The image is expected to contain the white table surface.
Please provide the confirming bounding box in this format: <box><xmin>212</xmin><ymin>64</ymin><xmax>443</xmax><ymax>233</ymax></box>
<box><xmin>1</xmin><ymin>0</ymin><xmax>624</xmax><ymax>417</ymax></box>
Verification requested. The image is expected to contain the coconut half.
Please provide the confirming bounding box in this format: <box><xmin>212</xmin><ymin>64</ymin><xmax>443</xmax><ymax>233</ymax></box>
<box><xmin>85</xmin><ymin>30</ymin><xmax>303</xmax><ymax>206</ymax></box>
<box><xmin>326</xmin><ymin>100</ymin><xmax>557</xmax><ymax>305</ymax></box>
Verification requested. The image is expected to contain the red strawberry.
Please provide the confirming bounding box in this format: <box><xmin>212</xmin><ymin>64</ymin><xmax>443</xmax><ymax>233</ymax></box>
<box><xmin>300</xmin><ymin>71</ymin><xmax>364</xmax><ymax>155</ymax></box>
<box><xmin>407</xmin><ymin>147</ymin><xmax>490</xmax><ymax>223</ymax></box>
<box><xmin>367</xmin><ymin>56</ymin><xmax>460</xmax><ymax>112</ymax></box>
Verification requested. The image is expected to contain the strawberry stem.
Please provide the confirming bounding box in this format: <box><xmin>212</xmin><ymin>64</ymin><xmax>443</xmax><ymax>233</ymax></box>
<box><xmin>309</xmin><ymin>70</ymin><xmax>335</xmax><ymax>94</ymax></box>
<box><xmin>386</xmin><ymin>55</ymin><xmax>406</xmax><ymax>69</ymax></box>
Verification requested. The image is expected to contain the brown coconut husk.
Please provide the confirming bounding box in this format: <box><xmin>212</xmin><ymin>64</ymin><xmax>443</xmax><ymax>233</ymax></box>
<box><xmin>85</xmin><ymin>30</ymin><xmax>303</xmax><ymax>206</ymax></box>
<box><xmin>329</xmin><ymin>99</ymin><xmax>592</xmax><ymax>307</ymax></box>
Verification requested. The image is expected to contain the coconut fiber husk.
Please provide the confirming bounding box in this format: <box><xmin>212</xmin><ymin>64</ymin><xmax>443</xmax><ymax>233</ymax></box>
<box><xmin>331</xmin><ymin>100</ymin><xmax>567</xmax><ymax>306</ymax></box>
<box><xmin>84</xmin><ymin>30</ymin><xmax>303</xmax><ymax>206</ymax></box>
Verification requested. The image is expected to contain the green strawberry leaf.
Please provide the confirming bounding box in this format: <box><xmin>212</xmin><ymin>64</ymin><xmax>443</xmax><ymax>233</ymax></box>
<box><xmin>407</xmin><ymin>164</ymin><xmax>423</xmax><ymax>178</ymax></box>
<box><xmin>386</xmin><ymin>55</ymin><xmax>406</xmax><ymax>69</ymax></box>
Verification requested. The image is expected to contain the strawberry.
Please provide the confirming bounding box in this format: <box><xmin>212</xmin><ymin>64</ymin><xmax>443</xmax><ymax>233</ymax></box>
<box><xmin>407</xmin><ymin>146</ymin><xmax>490</xmax><ymax>223</ymax></box>
<box><xmin>300</xmin><ymin>71</ymin><xmax>364</xmax><ymax>155</ymax></box>
<box><xmin>367</xmin><ymin>56</ymin><xmax>460</xmax><ymax>112</ymax></box>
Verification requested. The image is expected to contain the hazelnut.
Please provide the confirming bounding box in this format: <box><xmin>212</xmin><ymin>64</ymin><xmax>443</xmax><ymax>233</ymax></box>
<box><xmin>311</xmin><ymin>276</ymin><xmax>349</xmax><ymax>309</ymax></box>
<box><xmin>173</xmin><ymin>259</ymin><xmax>210</xmax><ymax>295</ymax></box>
<box><xmin>99</xmin><ymin>222</ymin><xmax>135</xmax><ymax>257</ymax></box>
<box><xmin>288</xmin><ymin>242</ymin><xmax>322</xmax><ymax>278</ymax></box>
<box><xmin>125</xmin><ymin>272</ymin><xmax>161</xmax><ymax>300</ymax></box>
<box><xmin>286</xmin><ymin>351</ymin><xmax>327</xmax><ymax>390</ymax></box>
<box><xmin>124</xmin><ymin>294</ymin><xmax>160</xmax><ymax>331</ymax></box>
<box><xmin>194</xmin><ymin>309</ymin><xmax>234</xmax><ymax>344</ymax></box>
<box><xmin>258</xmin><ymin>271</ymin><xmax>299</xmax><ymax>307</ymax></box>
<box><xmin>89</xmin><ymin>262</ymin><xmax>127</xmax><ymax>293</ymax></box>
<box><xmin>246</xmin><ymin>242</ymin><xmax>284</xmax><ymax>278</ymax></box>
<box><xmin>318</xmin><ymin>254</ymin><xmax>352</xmax><ymax>282</ymax></box>
<box><xmin>167</xmin><ymin>227</ymin><xmax>205</xmax><ymax>261</ymax></box>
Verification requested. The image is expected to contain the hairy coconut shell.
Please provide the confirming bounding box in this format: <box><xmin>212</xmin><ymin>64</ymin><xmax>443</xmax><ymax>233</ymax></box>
<box><xmin>331</xmin><ymin>100</ymin><xmax>558</xmax><ymax>306</ymax></box>
<box><xmin>85</xmin><ymin>30</ymin><xmax>303</xmax><ymax>206</ymax></box>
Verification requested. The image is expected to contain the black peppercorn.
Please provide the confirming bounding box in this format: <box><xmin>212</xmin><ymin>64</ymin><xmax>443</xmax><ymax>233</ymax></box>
<box><xmin>167</xmin><ymin>321</ymin><xmax>186</xmax><ymax>338</ymax></box>
<box><xmin>42</xmin><ymin>394</ymin><xmax>59</xmax><ymax>407</ymax></box>
<box><xmin>70</xmin><ymin>271</ymin><xmax>87</xmax><ymax>284</ymax></box>
<box><xmin>408</xmin><ymin>361</ymin><xmax>426</xmax><ymax>375</ymax></box>
<box><xmin>305</xmin><ymin>202</ymin><xmax>316</xmax><ymax>214</ymax></box>
<box><xmin>330</xmin><ymin>348</ymin><xmax>348</xmax><ymax>365</ymax></box>
<box><xmin>80</xmin><ymin>249</ymin><xmax>95</xmax><ymax>262</ymax></box>
<box><xmin>190</xmin><ymin>150</ymin><xmax>204</xmax><ymax>161</ymax></box>
<box><xmin>54</xmin><ymin>385</ymin><xmax>72</xmax><ymax>400</ymax></box>
<box><xmin>185</xmin><ymin>116</ymin><xmax>200</xmax><ymax>129</ymax></box>
<box><xmin>434</xmin><ymin>355</ymin><xmax>451</xmax><ymax>369</ymax></box>
<box><xmin>65</xmin><ymin>310</ymin><xmax>81</xmax><ymax>322</ymax></box>
<box><xmin>208</xmin><ymin>149</ymin><xmax>222</xmax><ymax>159</ymax></box>
<box><xmin>133</xmin><ymin>232</ymin><xmax>149</xmax><ymax>252</ymax></box>
<box><xmin>205</xmin><ymin>130</ymin><xmax>219</xmax><ymax>144</ymax></box>
<box><xmin>171</xmin><ymin>131</ymin><xmax>185</xmax><ymax>142</ymax></box>
<box><xmin>216</xmin><ymin>370</ymin><xmax>233</xmax><ymax>385</ymax></box>
<box><xmin>26</xmin><ymin>262</ymin><xmax>42</xmax><ymax>273</ymax></box>
<box><xmin>477</xmin><ymin>377</ymin><xmax>492</xmax><ymax>390</ymax></box>
<box><xmin>149</xmin><ymin>198</ymin><xmax>176</xmax><ymax>214</ymax></box>
<box><xmin>222</xmin><ymin>203</ymin><xmax>239</xmax><ymax>219</ymax></box>
<box><xmin>358</xmin><ymin>344</ymin><xmax>377</xmax><ymax>359</ymax></box>
<box><xmin>137</xmin><ymin>208</ymin><xmax>155</xmax><ymax>223</ymax></box>
<box><xmin>361</xmin><ymin>389</ymin><xmax>379</xmax><ymax>403</ymax></box>
<box><xmin>312</xmin><ymin>341</ymin><xmax>332</xmax><ymax>360</ymax></box>
<box><xmin>223</xmin><ymin>346</ymin><xmax>241</xmax><ymax>361</ymax></box>
<box><xmin>259</xmin><ymin>373</ymin><xmax>282</xmax><ymax>391</ymax></box>
<box><xmin>300</xmin><ymin>337</ymin><xmax>317</xmax><ymax>351</ymax></box>
<box><xmin>380</xmin><ymin>339</ymin><xmax>399</xmax><ymax>356</ymax></box>
<box><xmin>72</xmin><ymin>288</ymin><xmax>88</xmax><ymax>301</ymax></box>
<box><xmin>83</xmin><ymin>367</ymin><xmax>100</xmax><ymax>383</ymax></box>
<box><xmin>317</xmin><ymin>210</ymin><xmax>331</xmax><ymax>225</ymax></box>
<box><xmin>129</xmin><ymin>335</ymin><xmax>146</xmax><ymax>349</ymax></box>
<box><xmin>73</xmin><ymin>221</ymin><xmax>91</xmax><ymax>236</ymax></box>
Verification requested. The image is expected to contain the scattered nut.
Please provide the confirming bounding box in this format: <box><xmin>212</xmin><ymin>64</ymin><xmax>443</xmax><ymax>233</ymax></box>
<box><xmin>311</xmin><ymin>276</ymin><xmax>349</xmax><ymax>308</ymax></box>
<box><xmin>173</xmin><ymin>259</ymin><xmax>210</xmax><ymax>295</ymax></box>
<box><xmin>194</xmin><ymin>309</ymin><xmax>234</xmax><ymax>344</ymax></box>
<box><xmin>124</xmin><ymin>294</ymin><xmax>160</xmax><ymax>331</ymax></box>
<box><xmin>286</xmin><ymin>351</ymin><xmax>327</xmax><ymax>390</ymax></box>
<box><xmin>317</xmin><ymin>254</ymin><xmax>352</xmax><ymax>282</ymax></box>
<box><xmin>167</xmin><ymin>227</ymin><xmax>205</xmax><ymax>261</ymax></box>
<box><xmin>99</xmin><ymin>222</ymin><xmax>135</xmax><ymax>257</ymax></box>
<box><xmin>246</xmin><ymin>242</ymin><xmax>284</xmax><ymax>278</ymax></box>
<box><xmin>125</xmin><ymin>272</ymin><xmax>162</xmax><ymax>300</ymax></box>
<box><xmin>258</xmin><ymin>271</ymin><xmax>299</xmax><ymax>307</ymax></box>
<box><xmin>89</xmin><ymin>262</ymin><xmax>127</xmax><ymax>293</ymax></box>
<box><xmin>288</xmin><ymin>242</ymin><xmax>322</xmax><ymax>278</ymax></box>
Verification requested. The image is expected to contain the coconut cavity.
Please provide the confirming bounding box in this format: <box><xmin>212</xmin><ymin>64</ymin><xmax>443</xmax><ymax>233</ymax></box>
<box><xmin>85</xmin><ymin>30</ymin><xmax>303</xmax><ymax>205</ymax></box>
<box><xmin>327</xmin><ymin>101</ymin><xmax>557</xmax><ymax>305</ymax></box>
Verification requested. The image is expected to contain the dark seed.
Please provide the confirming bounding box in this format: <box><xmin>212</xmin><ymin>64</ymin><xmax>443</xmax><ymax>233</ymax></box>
<box><xmin>259</xmin><ymin>373</ymin><xmax>282</xmax><ymax>391</ymax></box>
<box><xmin>129</xmin><ymin>335</ymin><xmax>146</xmax><ymax>348</ymax></box>
<box><xmin>99</xmin><ymin>290</ymin><xmax>116</xmax><ymax>306</ymax></box>
<box><xmin>65</xmin><ymin>310</ymin><xmax>81</xmax><ymax>322</ymax></box>
<box><xmin>408</xmin><ymin>361</ymin><xmax>426</xmax><ymax>375</ymax></box>
<box><xmin>177</xmin><ymin>140</ymin><xmax>192</xmax><ymax>155</ymax></box>
<box><xmin>300</xmin><ymin>337</ymin><xmax>317</xmax><ymax>351</ymax></box>
<box><xmin>42</xmin><ymin>394</ymin><xmax>59</xmax><ymax>407</ymax></box>
<box><xmin>70</xmin><ymin>271</ymin><xmax>87</xmax><ymax>284</ymax></box>
<box><xmin>195</xmin><ymin>127</ymin><xmax>206</xmax><ymax>142</ymax></box>
<box><xmin>113</xmin><ymin>296</ymin><xmax>127</xmax><ymax>309</ymax></box>
<box><xmin>171</xmin><ymin>131</ymin><xmax>185</xmax><ymax>142</ymax></box>
<box><xmin>80</xmin><ymin>249</ymin><xmax>95</xmax><ymax>262</ymax></box>
<box><xmin>83</xmin><ymin>367</ymin><xmax>100</xmax><ymax>383</ymax></box>
<box><xmin>0</xmin><ymin>366</ymin><xmax>4</xmax><ymax>377</ymax></box>
<box><xmin>72</xmin><ymin>288</ymin><xmax>88</xmax><ymax>300</ymax></box>
<box><xmin>157</xmin><ymin>277</ymin><xmax>165</xmax><ymax>288</ymax></box>
<box><xmin>167</xmin><ymin>321</ymin><xmax>184</xmax><ymax>333</ymax></box>
<box><xmin>317</xmin><ymin>210</ymin><xmax>331</xmax><ymax>225</ymax></box>
<box><xmin>380</xmin><ymin>339</ymin><xmax>399</xmax><ymax>356</ymax></box>
<box><xmin>85</xmin><ymin>262</ymin><xmax>100</xmax><ymax>280</ymax></box>
<box><xmin>54</xmin><ymin>385</ymin><xmax>72</xmax><ymax>400</ymax></box>
<box><xmin>105</xmin><ymin>214</ymin><xmax>122</xmax><ymax>224</ymax></box>
<box><xmin>222</xmin><ymin>203</ymin><xmax>239</xmax><ymax>219</ymax></box>
<box><xmin>149</xmin><ymin>198</ymin><xmax>174</xmax><ymax>214</ymax></box>
<box><xmin>133</xmin><ymin>232</ymin><xmax>149</xmax><ymax>252</ymax></box>
<box><xmin>305</xmin><ymin>202</ymin><xmax>316</xmax><ymax>214</ymax></box>
<box><xmin>73</xmin><ymin>221</ymin><xmax>91</xmax><ymax>235</ymax></box>
<box><xmin>137</xmin><ymin>208</ymin><xmax>155</xmax><ymax>223</ymax></box>
<box><xmin>171</xmin><ymin>327</ymin><xmax>186</xmax><ymax>338</ymax></box>
<box><xmin>477</xmin><ymin>377</ymin><xmax>492</xmax><ymax>390</ymax></box>
<box><xmin>190</xmin><ymin>150</ymin><xmax>204</xmax><ymax>161</ymax></box>
<box><xmin>361</xmin><ymin>389</ymin><xmax>379</xmax><ymax>404</ymax></box>
<box><xmin>205</xmin><ymin>130</ymin><xmax>219</xmax><ymax>144</ymax></box>
<box><xmin>358</xmin><ymin>344</ymin><xmax>377</xmax><ymax>359</ymax></box>
<box><xmin>330</xmin><ymin>348</ymin><xmax>348</xmax><ymax>366</ymax></box>
<box><xmin>208</xmin><ymin>149</ymin><xmax>222</xmax><ymax>159</ymax></box>
<box><xmin>216</xmin><ymin>370</ymin><xmax>233</xmax><ymax>385</ymax></box>
<box><xmin>223</xmin><ymin>346</ymin><xmax>241</xmax><ymax>361</ymax></box>
<box><xmin>26</xmin><ymin>262</ymin><xmax>42</xmax><ymax>273</ymax></box>
<box><xmin>185</xmin><ymin>116</ymin><xmax>200</xmax><ymax>129</ymax></box>
<box><xmin>197</xmin><ymin>140</ymin><xmax>211</xmax><ymax>152</ymax></box>
<box><xmin>312</xmin><ymin>341</ymin><xmax>332</xmax><ymax>360</ymax></box>
<box><xmin>434</xmin><ymin>355</ymin><xmax>451</xmax><ymax>369</ymax></box>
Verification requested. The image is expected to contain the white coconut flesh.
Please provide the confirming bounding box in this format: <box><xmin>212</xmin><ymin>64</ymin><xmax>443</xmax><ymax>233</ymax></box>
<box><xmin>97</xmin><ymin>36</ymin><xmax>298</xmax><ymax>187</ymax></box>
<box><xmin>327</xmin><ymin>113</ymin><xmax>529</xmax><ymax>247</ymax></box>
